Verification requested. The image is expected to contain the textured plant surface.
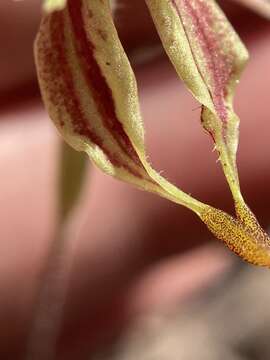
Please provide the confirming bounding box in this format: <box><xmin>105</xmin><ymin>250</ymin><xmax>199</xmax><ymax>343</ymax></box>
<box><xmin>36</xmin><ymin>0</ymin><xmax>270</xmax><ymax>266</ymax></box>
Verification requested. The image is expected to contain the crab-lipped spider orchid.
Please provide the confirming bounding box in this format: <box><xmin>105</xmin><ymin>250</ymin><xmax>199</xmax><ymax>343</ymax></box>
<box><xmin>35</xmin><ymin>0</ymin><xmax>270</xmax><ymax>266</ymax></box>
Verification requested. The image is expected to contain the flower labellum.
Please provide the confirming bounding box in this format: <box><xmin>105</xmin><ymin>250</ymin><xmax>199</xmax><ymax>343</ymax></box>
<box><xmin>36</xmin><ymin>0</ymin><xmax>270</xmax><ymax>266</ymax></box>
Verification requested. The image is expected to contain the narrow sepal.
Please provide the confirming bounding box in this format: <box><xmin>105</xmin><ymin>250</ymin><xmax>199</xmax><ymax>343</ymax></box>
<box><xmin>145</xmin><ymin>0</ymin><xmax>248</xmax><ymax>169</ymax></box>
<box><xmin>35</xmin><ymin>0</ymin><xmax>204</xmax><ymax>213</ymax></box>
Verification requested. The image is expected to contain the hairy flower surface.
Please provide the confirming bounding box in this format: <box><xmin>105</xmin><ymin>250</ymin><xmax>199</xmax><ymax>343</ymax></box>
<box><xmin>145</xmin><ymin>0</ymin><xmax>248</xmax><ymax>201</ymax></box>
<box><xmin>36</xmin><ymin>0</ymin><xmax>270</xmax><ymax>266</ymax></box>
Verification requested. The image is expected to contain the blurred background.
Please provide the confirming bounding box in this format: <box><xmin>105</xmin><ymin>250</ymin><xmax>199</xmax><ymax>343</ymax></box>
<box><xmin>0</xmin><ymin>1</ymin><xmax>270</xmax><ymax>359</ymax></box>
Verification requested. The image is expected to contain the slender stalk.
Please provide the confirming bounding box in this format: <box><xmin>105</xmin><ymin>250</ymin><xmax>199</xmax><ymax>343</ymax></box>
<box><xmin>26</xmin><ymin>142</ymin><xmax>87</xmax><ymax>360</ymax></box>
<box><xmin>215</xmin><ymin>135</ymin><xmax>245</xmax><ymax>207</ymax></box>
<box><xmin>26</xmin><ymin>223</ymin><xmax>73</xmax><ymax>360</ymax></box>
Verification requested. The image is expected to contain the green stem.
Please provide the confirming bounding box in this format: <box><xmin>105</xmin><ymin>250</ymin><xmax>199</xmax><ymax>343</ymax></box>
<box><xmin>215</xmin><ymin>133</ymin><xmax>245</xmax><ymax>207</ymax></box>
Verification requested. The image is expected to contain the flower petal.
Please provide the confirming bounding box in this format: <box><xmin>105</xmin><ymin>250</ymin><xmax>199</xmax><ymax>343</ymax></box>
<box><xmin>145</xmin><ymin>0</ymin><xmax>249</xmax><ymax>199</ymax></box>
<box><xmin>35</xmin><ymin>0</ymin><xmax>204</xmax><ymax>213</ymax></box>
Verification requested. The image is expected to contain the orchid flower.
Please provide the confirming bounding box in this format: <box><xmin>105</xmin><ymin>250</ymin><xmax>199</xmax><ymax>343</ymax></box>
<box><xmin>35</xmin><ymin>0</ymin><xmax>270</xmax><ymax>266</ymax></box>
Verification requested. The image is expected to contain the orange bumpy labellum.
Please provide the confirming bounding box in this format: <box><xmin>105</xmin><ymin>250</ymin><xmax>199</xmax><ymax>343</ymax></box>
<box><xmin>201</xmin><ymin>204</ymin><xmax>270</xmax><ymax>266</ymax></box>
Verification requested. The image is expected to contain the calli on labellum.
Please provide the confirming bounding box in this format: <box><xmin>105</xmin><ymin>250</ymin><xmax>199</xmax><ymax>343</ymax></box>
<box><xmin>36</xmin><ymin>0</ymin><xmax>270</xmax><ymax>266</ymax></box>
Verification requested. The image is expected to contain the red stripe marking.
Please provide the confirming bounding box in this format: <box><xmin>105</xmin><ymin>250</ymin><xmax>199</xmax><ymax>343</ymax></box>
<box><xmin>67</xmin><ymin>0</ymin><xmax>141</xmax><ymax>165</ymax></box>
<box><xmin>172</xmin><ymin>0</ymin><xmax>232</xmax><ymax>122</ymax></box>
<box><xmin>38</xmin><ymin>11</ymin><xmax>145</xmax><ymax>180</ymax></box>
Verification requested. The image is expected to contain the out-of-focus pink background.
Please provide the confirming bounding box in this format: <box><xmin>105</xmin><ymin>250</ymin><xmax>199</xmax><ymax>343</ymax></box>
<box><xmin>0</xmin><ymin>1</ymin><xmax>270</xmax><ymax>359</ymax></box>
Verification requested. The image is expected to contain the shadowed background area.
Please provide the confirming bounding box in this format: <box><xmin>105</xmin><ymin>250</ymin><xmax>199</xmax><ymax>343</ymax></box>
<box><xmin>0</xmin><ymin>1</ymin><xmax>270</xmax><ymax>359</ymax></box>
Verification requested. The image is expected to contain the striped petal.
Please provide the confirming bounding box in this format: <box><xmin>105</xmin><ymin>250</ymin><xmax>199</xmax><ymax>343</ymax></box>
<box><xmin>145</xmin><ymin>0</ymin><xmax>249</xmax><ymax>202</ymax></box>
<box><xmin>35</xmin><ymin>0</ymin><xmax>204</xmax><ymax>213</ymax></box>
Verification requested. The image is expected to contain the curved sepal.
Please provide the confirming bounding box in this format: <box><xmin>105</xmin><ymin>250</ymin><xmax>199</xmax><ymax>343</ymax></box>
<box><xmin>35</xmin><ymin>0</ymin><xmax>204</xmax><ymax>213</ymax></box>
<box><xmin>145</xmin><ymin>0</ymin><xmax>249</xmax><ymax>195</ymax></box>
